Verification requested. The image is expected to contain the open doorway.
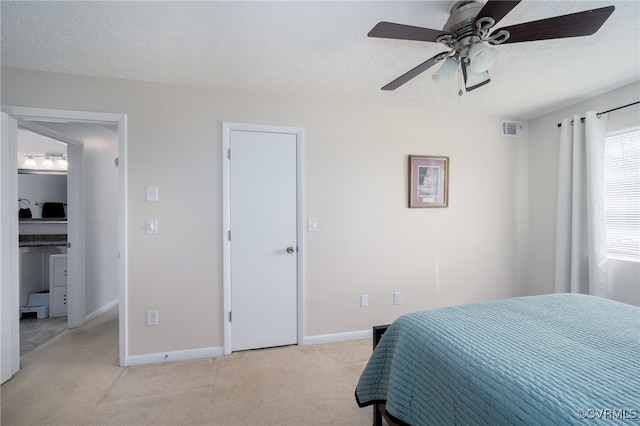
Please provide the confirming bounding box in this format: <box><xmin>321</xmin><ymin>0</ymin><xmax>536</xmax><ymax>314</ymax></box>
<box><xmin>16</xmin><ymin>121</ymin><xmax>120</xmax><ymax>356</ymax></box>
<box><xmin>17</xmin><ymin>128</ymin><xmax>70</xmax><ymax>356</ymax></box>
<box><xmin>1</xmin><ymin>106</ymin><xmax>128</xmax><ymax>384</ymax></box>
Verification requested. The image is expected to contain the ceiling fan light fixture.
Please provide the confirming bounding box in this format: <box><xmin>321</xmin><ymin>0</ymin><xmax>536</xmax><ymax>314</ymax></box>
<box><xmin>467</xmin><ymin>42</ymin><xmax>498</xmax><ymax>73</ymax></box>
<box><xmin>465</xmin><ymin>69</ymin><xmax>491</xmax><ymax>90</ymax></box>
<box><xmin>432</xmin><ymin>57</ymin><xmax>459</xmax><ymax>84</ymax></box>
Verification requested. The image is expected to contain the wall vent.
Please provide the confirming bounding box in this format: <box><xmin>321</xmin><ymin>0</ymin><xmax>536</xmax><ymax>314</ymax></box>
<box><xmin>501</xmin><ymin>121</ymin><xmax>522</xmax><ymax>137</ymax></box>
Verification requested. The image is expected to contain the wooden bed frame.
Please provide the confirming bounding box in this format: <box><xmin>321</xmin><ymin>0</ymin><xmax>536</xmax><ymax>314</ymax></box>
<box><xmin>372</xmin><ymin>324</ymin><xmax>390</xmax><ymax>426</ymax></box>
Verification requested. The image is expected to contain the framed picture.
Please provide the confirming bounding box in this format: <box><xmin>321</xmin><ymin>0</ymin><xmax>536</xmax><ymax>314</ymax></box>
<box><xmin>408</xmin><ymin>155</ymin><xmax>449</xmax><ymax>208</ymax></box>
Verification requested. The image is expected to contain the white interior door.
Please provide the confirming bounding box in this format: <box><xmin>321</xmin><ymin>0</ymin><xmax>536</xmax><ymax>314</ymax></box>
<box><xmin>229</xmin><ymin>130</ymin><xmax>298</xmax><ymax>351</ymax></box>
<box><xmin>1</xmin><ymin>112</ymin><xmax>20</xmax><ymax>384</ymax></box>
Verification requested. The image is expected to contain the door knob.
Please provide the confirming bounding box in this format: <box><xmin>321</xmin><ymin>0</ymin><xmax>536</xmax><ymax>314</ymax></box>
<box><xmin>286</xmin><ymin>246</ymin><xmax>295</xmax><ymax>254</ymax></box>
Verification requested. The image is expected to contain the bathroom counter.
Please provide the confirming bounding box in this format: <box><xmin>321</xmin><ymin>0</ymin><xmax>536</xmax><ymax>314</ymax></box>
<box><xmin>19</xmin><ymin>234</ymin><xmax>67</xmax><ymax>247</ymax></box>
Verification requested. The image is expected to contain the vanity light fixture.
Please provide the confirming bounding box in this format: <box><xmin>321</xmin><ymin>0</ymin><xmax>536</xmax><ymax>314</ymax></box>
<box><xmin>21</xmin><ymin>153</ymin><xmax>68</xmax><ymax>170</ymax></box>
<box><xmin>22</xmin><ymin>155</ymin><xmax>37</xmax><ymax>168</ymax></box>
<box><xmin>55</xmin><ymin>157</ymin><xmax>68</xmax><ymax>169</ymax></box>
<box><xmin>41</xmin><ymin>156</ymin><xmax>54</xmax><ymax>168</ymax></box>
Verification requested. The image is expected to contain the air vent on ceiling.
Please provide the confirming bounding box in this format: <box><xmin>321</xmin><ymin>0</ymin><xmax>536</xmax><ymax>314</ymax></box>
<box><xmin>501</xmin><ymin>121</ymin><xmax>522</xmax><ymax>137</ymax></box>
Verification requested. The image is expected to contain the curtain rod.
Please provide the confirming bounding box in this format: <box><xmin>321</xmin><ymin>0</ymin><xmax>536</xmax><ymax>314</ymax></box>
<box><xmin>556</xmin><ymin>101</ymin><xmax>640</xmax><ymax>127</ymax></box>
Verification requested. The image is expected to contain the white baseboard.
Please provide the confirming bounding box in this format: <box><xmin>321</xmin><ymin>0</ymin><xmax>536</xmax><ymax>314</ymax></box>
<box><xmin>85</xmin><ymin>298</ymin><xmax>119</xmax><ymax>322</ymax></box>
<box><xmin>126</xmin><ymin>346</ymin><xmax>224</xmax><ymax>367</ymax></box>
<box><xmin>125</xmin><ymin>330</ymin><xmax>371</xmax><ymax>366</ymax></box>
<box><xmin>302</xmin><ymin>329</ymin><xmax>371</xmax><ymax>346</ymax></box>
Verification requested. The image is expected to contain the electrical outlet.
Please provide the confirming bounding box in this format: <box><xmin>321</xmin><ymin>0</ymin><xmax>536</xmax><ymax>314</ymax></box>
<box><xmin>146</xmin><ymin>310</ymin><xmax>158</xmax><ymax>326</ymax></box>
<box><xmin>393</xmin><ymin>291</ymin><xmax>402</xmax><ymax>305</ymax></box>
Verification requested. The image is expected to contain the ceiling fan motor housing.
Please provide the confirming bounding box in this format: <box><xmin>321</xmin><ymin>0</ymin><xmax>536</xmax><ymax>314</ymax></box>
<box><xmin>444</xmin><ymin>0</ymin><xmax>485</xmax><ymax>33</ymax></box>
<box><xmin>441</xmin><ymin>0</ymin><xmax>493</xmax><ymax>65</ymax></box>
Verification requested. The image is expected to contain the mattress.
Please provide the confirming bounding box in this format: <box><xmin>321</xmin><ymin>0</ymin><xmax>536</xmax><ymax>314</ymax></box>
<box><xmin>355</xmin><ymin>294</ymin><xmax>640</xmax><ymax>425</ymax></box>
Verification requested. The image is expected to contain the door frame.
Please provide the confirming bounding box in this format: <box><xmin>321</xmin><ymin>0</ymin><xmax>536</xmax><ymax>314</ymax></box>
<box><xmin>222</xmin><ymin>122</ymin><xmax>304</xmax><ymax>355</ymax></box>
<box><xmin>1</xmin><ymin>106</ymin><xmax>128</xmax><ymax>371</ymax></box>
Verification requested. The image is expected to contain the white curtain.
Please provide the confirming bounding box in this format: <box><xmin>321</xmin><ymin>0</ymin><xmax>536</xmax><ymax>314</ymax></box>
<box><xmin>555</xmin><ymin>111</ymin><xmax>609</xmax><ymax>297</ymax></box>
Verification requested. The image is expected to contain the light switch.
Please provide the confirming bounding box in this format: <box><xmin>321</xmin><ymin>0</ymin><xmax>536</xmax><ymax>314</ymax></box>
<box><xmin>308</xmin><ymin>218</ymin><xmax>318</xmax><ymax>232</ymax></box>
<box><xmin>146</xmin><ymin>186</ymin><xmax>158</xmax><ymax>202</ymax></box>
<box><xmin>360</xmin><ymin>295</ymin><xmax>368</xmax><ymax>307</ymax></box>
<box><xmin>146</xmin><ymin>219</ymin><xmax>158</xmax><ymax>235</ymax></box>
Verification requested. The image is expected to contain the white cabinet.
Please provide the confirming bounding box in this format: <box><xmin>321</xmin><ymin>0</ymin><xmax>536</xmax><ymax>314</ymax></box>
<box><xmin>49</xmin><ymin>254</ymin><xmax>68</xmax><ymax>317</ymax></box>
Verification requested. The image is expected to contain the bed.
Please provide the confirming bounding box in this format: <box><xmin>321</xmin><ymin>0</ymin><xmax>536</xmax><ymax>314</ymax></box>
<box><xmin>355</xmin><ymin>294</ymin><xmax>640</xmax><ymax>425</ymax></box>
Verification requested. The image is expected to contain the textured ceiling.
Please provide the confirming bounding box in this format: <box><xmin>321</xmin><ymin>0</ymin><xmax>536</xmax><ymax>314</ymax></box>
<box><xmin>1</xmin><ymin>1</ymin><xmax>639</xmax><ymax>120</ymax></box>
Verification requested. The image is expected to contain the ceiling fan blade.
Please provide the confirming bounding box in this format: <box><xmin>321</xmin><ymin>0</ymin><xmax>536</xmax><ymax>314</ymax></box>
<box><xmin>494</xmin><ymin>5</ymin><xmax>615</xmax><ymax>44</ymax></box>
<box><xmin>474</xmin><ymin>0</ymin><xmax>521</xmax><ymax>27</ymax></box>
<box><xmin>381</xmin><ymin>52</ymin><xmax>449</xmax><ymax>91</ymax></box>
<box><xmin>368</xmin><ymin>21</ymin><xmax>449</xmax><ymax>42</ymax></box>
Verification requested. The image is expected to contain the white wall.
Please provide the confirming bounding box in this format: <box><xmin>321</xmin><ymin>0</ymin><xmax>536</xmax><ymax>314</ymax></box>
<box><xmin>79</xmin><ymin>127</ymin><xmax>120</xmax><ymax>317</ymax></box>
<box><xmin>1</xmin><ymin>67</ymin><xmax>529</xmax><ymax>357</ymax></box>
<box><xmin>528</xmin><ymin>81</ymin><xmax>640</xmax><ymax>306</ymax></box>
<box><xmin>17</xmin><ymin>170</ymin><xmax>67</xmax><ymax>245</ymax></box>
<box><xmin>18</xmin><ymin>173</ymin><xmax>67</xmax><ymax>219</ymax></box>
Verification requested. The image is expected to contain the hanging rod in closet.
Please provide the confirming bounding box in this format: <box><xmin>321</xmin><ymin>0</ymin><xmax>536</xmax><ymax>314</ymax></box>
<box><xmin>556</xmin><ymin>101</ymin><xmax>640</xmax><ymax>127</ymax></box>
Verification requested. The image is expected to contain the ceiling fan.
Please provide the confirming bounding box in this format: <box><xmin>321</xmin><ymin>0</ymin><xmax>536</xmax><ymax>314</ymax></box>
<box><xmin>368</xmin><ymin>0</ymin><xmax>615</xmax><ymax>93</ymax></box>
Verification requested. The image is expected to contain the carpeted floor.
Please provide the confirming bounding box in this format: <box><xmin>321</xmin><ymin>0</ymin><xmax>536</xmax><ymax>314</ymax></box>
<box><xmin>1</xmin><ymin>307</ymin><xmax>374</xmax><ymax>425</ymax></box>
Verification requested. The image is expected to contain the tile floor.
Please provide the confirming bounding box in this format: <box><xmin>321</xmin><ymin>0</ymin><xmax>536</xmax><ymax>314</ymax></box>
<box><xmin>20</xmin><ymin>313</ymin><xmax>67</xmax><ymax>356</ymax></box>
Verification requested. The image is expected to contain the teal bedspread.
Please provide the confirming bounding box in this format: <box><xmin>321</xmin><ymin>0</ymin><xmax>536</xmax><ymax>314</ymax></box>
<box><xmin>355</xmin><ymin>294</ymin><xmax>640</xmax><ymax>425</ymax></box>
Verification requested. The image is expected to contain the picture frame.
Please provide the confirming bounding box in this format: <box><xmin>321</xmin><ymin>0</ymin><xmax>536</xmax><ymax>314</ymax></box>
<box><xmin>408</xmin><ymin>155</ymin><xmax>449</xmax><ymax>208</ymax></box>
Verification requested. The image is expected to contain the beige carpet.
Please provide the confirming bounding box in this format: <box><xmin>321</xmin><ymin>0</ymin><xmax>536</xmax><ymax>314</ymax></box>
<box><xmin>1</xmin><ymin>307</ymin><xmax>374</xmax><ymax>426</ymax></box>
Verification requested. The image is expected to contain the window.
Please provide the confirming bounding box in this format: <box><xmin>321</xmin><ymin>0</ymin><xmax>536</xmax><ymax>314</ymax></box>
<box><xmin>604</xmin><ymin>127</ymin><xmax>640</xmax><ymax>261</ymax></box>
